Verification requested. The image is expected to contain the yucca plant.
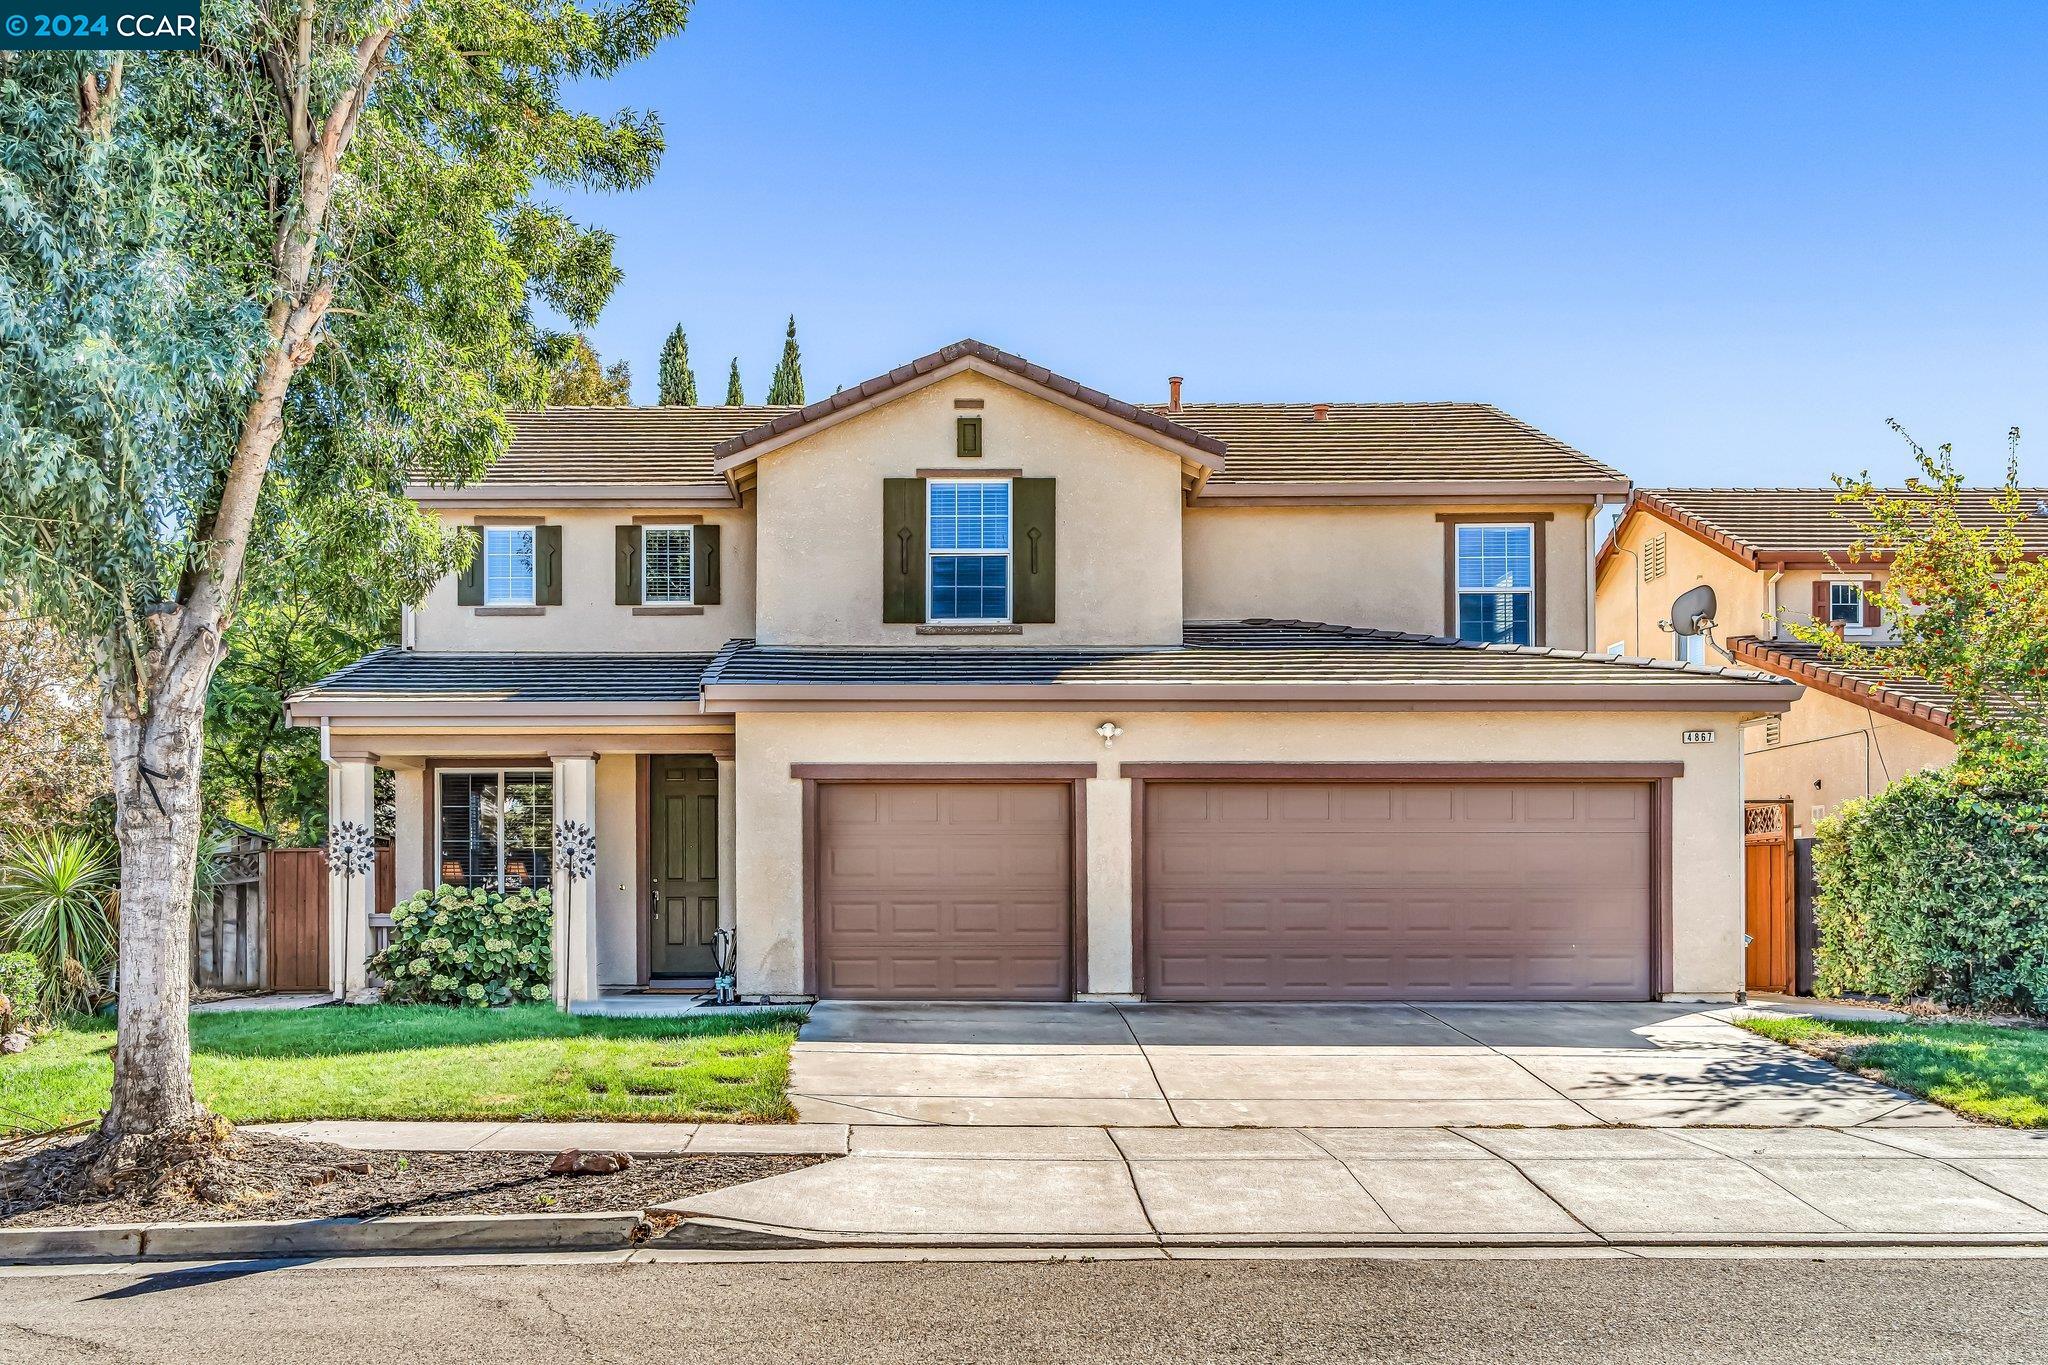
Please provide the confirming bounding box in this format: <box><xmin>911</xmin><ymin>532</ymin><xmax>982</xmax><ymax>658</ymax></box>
<box><xmin>0</xmin><ymin>831</ymin><xmax>117</xmax><ymax>1015</ymax></box>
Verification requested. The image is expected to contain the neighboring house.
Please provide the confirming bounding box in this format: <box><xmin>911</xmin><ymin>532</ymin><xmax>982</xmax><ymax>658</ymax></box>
<box><xmin>1595</xmin><ymin>487</ymin><xmax>2047</xmax><ymax>838</ymax></box>
<box><xmin>288</xmin><ymin>340</ymin><xmax>1795</xmax><ymax>1008</ymax></box>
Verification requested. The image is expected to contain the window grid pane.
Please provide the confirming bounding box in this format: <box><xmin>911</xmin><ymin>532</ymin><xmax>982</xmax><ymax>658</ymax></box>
<box><xmin>1457</xmin><ymin>592</ymin><xmax>1532</xmax><ymax>646</ymax></box>
<box><xmin>928</xmin><ymin>481</ymin><xmax>1012</xmax><ymax>621</ymax></box>
<box><xmin>1830</xmin><ymin>583</ymin><xmax>1862</xmax><ymax>624</ymax></box>
<box><xmin>484</xmin><ymin>527</ymin><xmax>536</xmax><ymax>605</ymax></box>
<box><xmin>643</xmin><ymin>526</ymin><xmax>694</xmax><ymax>604</ymax></box>
<box><xmin>1454</xmin><ymin>524</ymin><xmax>1533</xmax><ymax>590</ymax></box>
<box><xmin>438</xmin><ymin>773</ymin><xmax>498</xmax><ymax>887</ymax></box>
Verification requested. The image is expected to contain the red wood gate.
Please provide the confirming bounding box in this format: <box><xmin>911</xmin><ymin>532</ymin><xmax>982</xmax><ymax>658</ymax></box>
<box><xmin>265</xmin><ymin>846</ymin><xmax>394</xmax><ymax>992</ymax></box>
<box><xmin>1744</xmin><ymin>800</ymin><xmax>1796</xmax><ymax>995</ymax></box>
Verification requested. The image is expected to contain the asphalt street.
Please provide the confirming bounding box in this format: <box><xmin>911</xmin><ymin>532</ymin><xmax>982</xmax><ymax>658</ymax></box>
<box><xmin>2</xmin><ymin>1252</ymin><xmax>2045</xmax><ymax>1363</ymax></box>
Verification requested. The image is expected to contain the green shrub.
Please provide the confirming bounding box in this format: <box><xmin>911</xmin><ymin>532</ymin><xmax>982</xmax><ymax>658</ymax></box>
<box><xmin>369</xmin><ymin>884</ymin><xmax>554</xmax><ymax>1008</ymax></box>
<box><xmin>1813</xmin><ymin>741</ymin><xmax>2048</xmax><ymax>1012</ymax></box>
<box><xmin>0</xmin><ymin>831</ymin><xmax>116</xmax><ymax>1014</ymax></box>
<box><xmin>0</xmin><ymin>951</ymin><xmax>44</xmax><ymax>1030</ymax></box>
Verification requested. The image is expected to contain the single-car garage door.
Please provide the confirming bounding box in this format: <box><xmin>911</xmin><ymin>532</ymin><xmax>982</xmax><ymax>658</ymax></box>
<box><xmin>814</xmin><ymin>782</ymin><xmax>1073</xmax><ymax>1000</ymax></box>
<box><xmin>1143</xmin><ymin>781</ymin><xmax>1652</xmax><ymax>1001</ymax></box>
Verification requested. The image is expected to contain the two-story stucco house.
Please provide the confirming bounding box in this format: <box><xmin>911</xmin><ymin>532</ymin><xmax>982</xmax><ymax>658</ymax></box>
<box><xmin>288</xmin><ymin>340</ymin><xmax>1797</xmax><ymax>1009</ymax></box>
<box><xmin>1595</xmin><ymin>487</ymin><xmax>2045</xmax><ymax>840</ymax></box>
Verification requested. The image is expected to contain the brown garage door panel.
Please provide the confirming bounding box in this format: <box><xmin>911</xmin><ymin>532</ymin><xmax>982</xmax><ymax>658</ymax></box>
<box><xmin>1144</xmin><ymin>781</ymin><xmax>1653</xmax><ymax>1002</ymax></box>
<box><xmin>815</xmin><ymin>783</ymin><xmax>1073</xmax><ymax>1001</ymax></box>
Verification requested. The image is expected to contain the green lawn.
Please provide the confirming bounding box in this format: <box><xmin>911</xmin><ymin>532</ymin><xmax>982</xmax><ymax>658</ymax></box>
<box><xmin>0</xmin><ymin>1005</ymin><xmax>809</xmax><ymax>1136</ymax></box>
<box><xmin>1738</xmin><ymin>1014</ymin><xmax>2048</xmax><ymax>1127</ymax></box>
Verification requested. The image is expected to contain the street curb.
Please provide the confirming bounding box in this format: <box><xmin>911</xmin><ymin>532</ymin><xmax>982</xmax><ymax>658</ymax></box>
<box><xmin>0</xmin><ymin>1211</ymin><xmax>646</xmax><ymax>1265</ymax></box>
<box><xmin>650</xmin><ymin>1213</ymin><xmax>2048</xmax><ymax>1255</ymax></box>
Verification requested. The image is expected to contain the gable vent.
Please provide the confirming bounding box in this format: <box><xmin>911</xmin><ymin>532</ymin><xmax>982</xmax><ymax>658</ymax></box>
<box><xmin>1764</xmin><ymin>714</ymin><xmax>1782</xmax><ymax>746</ymax></box>
<box><xmin>1643</xmin><ymin>533</ymin><xmax>1667</xmax><ymax>581</ymax></box>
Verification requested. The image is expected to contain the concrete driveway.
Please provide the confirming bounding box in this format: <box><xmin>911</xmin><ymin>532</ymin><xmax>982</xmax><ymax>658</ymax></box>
<box><xmin>791</xmin><ymin>1000</ymin><xmax>1956</xmax><ymax>1128</ymax></box>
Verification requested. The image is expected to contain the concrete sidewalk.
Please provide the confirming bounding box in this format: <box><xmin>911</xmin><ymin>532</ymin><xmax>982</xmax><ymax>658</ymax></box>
<box><xmin>662</xmin><ymin>1123</ymin><xmax>2048</xmax><ymax>1248</ymax></box>
<box><xmin>252</xmin><ymin>1118</ymin><xmax>2048</xmax><ymax>1249</ymax></box>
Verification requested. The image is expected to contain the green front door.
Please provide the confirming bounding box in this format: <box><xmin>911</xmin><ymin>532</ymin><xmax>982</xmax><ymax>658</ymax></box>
<box><xmin>650</xmin><ymin>756</ymin><xmax>720</xmax><ymax>977</ymax></box>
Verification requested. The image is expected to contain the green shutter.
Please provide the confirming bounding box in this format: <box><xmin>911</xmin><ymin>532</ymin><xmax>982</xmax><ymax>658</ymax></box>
<box><xmin>693</xmin><ymin>524</ymin><xmax>721</xmax><ymax>605</ymax></box>
<box><xmin>956</xmin><ymin>415</ymin><xmax>983</xmax><ymax>459</ymax></box>
<box><xmin>535</xmin><ymin>525</ymin><xmax>563</xmax><ymax>605</ymax></box>
<box><xmin>882</xmin><ymin>477</ymin><xmax>927</xmax><ymax>624</ymax></box>
<box><xmin>455</xmin><ymin>526</ymin><xmax>484</xmax><ymax>605</ymax></box>
<box><xmin>615</xmin><ymin>525</ymin><xmax>641</xmax><ymax>605</ymax></box>
<box><xmin>1012</xmin><ymin>477</ymin><xmax>1055</xmax><ymax>624</ymax></box>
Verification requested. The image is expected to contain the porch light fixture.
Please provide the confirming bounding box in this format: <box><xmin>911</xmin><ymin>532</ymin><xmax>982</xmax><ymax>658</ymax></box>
<box><xmin>1095</xmin><ymin>720</ymin><xmax>1124</xmax><ymax>749</ymax></box>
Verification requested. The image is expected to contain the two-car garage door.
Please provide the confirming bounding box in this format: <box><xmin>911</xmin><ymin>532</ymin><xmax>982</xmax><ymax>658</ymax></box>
<box><xmin>809</xmin><ymin>776</ymin><xmax>1654</xmax><ymax>1002</ymax></box>
<box><xmin>1142</xmin><ymin>780</ymin><xmax>1653</xmax><ymax>1002</ymax></box>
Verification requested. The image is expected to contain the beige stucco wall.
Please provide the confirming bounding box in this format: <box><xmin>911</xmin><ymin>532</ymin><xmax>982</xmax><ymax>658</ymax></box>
<box><xmin>1743</xmin><ymin>689</ymin><xmax>1955</xmax><ymax>839</ymax></box>
<box><xmin>413</xmin><ymin>507</ymin><xmax>756</xmax><ymax>654</ymax></box>
<box><xmin>1595</xmin><ymin>514</ymin><xmax>1896</xmax><ymax>657</ymax></box>
<box><xmin>1185</xmin><ymin>504</ymin><xmax>1596</xmax><ymax>649</ymax></box>
<box><xmin>733</xmin><ymin>707</ymin><xmax>1753</xmax><ymax>1001</ymax></box>
<box><xmin>751</xmin><ymin>372</ymin><xmax>1186</xmax><ymax>648</ymax></box>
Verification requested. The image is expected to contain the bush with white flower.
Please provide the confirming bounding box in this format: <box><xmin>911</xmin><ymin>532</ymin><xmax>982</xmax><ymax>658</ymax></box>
<box><xmin>369</xmin><ymin>883</ymin><xmax>554</xmax><ymax>1007</ymax></box>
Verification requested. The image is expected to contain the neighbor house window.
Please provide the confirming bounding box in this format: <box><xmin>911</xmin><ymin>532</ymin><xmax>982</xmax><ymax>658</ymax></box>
<box><xmin>438</xmin><ymin>769</ymin><xmax>553</xmax><ymax>891</ymax></box>
<box><xmin>642</xmin><ymin>525</ymin><xmax>695</xmax><ymax>604</ymax></box>
<box><xmin>483</xmin><ymin>526</ymin><xmax>536</xmax><ymax>606</ymax></box>
<box><xmin>1454</xmin><ymin>523</ymin><xmax>1534</xmax><ymax>645</ymax></box>
<box><xmin>1675</xmin><ymin>633</ymin><xmax>1707</xmax><ymax>666</ymax></box>
<box><xmin>1829</xmin><ymin>581</ymin><xmax>1863</xmax><ymax>625</ymax></box>
<box><xmin>928</xmin><ymin>479</ymin><xmax>1011</xmax><ymax>622</ymax></box>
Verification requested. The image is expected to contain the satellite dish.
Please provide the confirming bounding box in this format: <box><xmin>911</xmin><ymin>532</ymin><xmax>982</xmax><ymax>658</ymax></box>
<box><xmin>1669</xmin><ymin>584</ymin><xmax>1718</xmax><ymax>637</ymax></box>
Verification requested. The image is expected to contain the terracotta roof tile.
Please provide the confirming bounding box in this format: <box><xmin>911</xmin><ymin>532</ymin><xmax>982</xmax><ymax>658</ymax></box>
<box><xmin>1639</xmin><ymin>488</ymin><xmax>2048</xmax><ymax>560</ymax></box>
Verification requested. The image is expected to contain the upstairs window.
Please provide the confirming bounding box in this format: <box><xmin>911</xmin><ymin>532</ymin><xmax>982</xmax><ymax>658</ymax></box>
<box><xmin>1829</xmin><ymin>581</ymin><xmax>1863</xmax><ymax>625</ymax></box>
<box><xmin>642</xmin><ymin>525</ymin><xmax>695</xmax><ymax>605</ymax></box>
<box><xmin>438</xmin><ymin>769</ymin><xmax>553</xmax><ymax>891</ymax></box>
<box><xmin>483</xmin><ymin>526</ymin><xmax>536</xmax><ymax>606</ymax></box>
<box><xmin>1454</xmin><ymin>523</ymin><xmax>1534</xmax><ymax>645</ymax></box>
<box><xmin>928</xmin><ymin>479</ymin><xmax>1011</xmax><ymax>622</ymax></box>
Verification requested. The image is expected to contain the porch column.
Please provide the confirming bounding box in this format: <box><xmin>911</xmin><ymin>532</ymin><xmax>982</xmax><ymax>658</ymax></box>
<box><xmin>550</xmin><ymin>751</ymin><xmax>600</xmax><ymax>1009</ymax></box>
<box><xmin>715</xmin><ymin>756</ymin><xmax>737</xmax><ymax>938</ymax></box>
<box><xmin>327</xmin><ymin>757</ymin><xmax>377</xmax><ymax>1001</ymax></box>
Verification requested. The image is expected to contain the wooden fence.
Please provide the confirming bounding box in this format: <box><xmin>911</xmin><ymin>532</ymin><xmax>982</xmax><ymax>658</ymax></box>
<box><xmin>193</xmin><ymin>836</ymin><xmax>268</xmax><ymax>991</ymax></box>
<box><xmin>1743</xmin><ymin>799</ymin><xmax>1797</xmax><ymax>995</ymax></box>
<box><xmin>259</xmin><ymin>845</ymin><xmax>396</xmax><ymax>993</ymax></box>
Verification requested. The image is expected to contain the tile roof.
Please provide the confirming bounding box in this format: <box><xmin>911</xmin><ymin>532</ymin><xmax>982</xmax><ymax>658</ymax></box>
<box><xmin>1630</xmin><ymin>488</ymin><xmax>2048</xmax><ymax>563</ymax></box>
<box><xmin>410</xmin><ymin>344</ymin><xmax>1624</xmax><ymax>494</ymax></box>
<box><xmin>1158</xmin><ymin>403</ymin><xmax>1625</xmax><ymax>487</ymax></box>
<box><xmin>1729</xmin><ymin>636</ymin><xmax>2021</xmax><ymax>738</ymax></box>
<box><xmin>703</xmin><ymin>620</ymin><xmax>1793</xmax><ymax>693</ymax></box>
<box><xmin>482</xmin><ymin>407</ymin><xmax>797</xmax><ymax>486</ymax></box>
<box><xmin>710</xmin><ymin>339</ymin><xmax>1226</xmax><ymax>467</ymax></box>
<box><xmin>292</xmin><ymin>649</ymin><xmax>715</xmax><ymax>705</ymax></box>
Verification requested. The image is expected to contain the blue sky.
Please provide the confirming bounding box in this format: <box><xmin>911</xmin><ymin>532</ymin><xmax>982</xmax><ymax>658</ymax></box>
<box><xmin>557</xmin><ymin>2</ymin><xmax>2046</xmax><ymax>489</ymax></box>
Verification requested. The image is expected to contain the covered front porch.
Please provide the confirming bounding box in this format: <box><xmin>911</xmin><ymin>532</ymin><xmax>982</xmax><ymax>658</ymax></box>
<box><xmin>288</xmin><ymin>649</ymin><xmax>740</xmax><ymax>1010</ymax></box>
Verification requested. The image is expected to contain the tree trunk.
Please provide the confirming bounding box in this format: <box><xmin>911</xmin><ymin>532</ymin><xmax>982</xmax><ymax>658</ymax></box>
<box><xmin>100</xmin><ymin>633</ymin><xmax>218</xmax><ymax>1139</ymax></box>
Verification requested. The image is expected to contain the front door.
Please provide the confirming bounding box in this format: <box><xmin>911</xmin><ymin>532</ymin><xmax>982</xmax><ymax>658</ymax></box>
<box><xmin>650</xmin><ymin>756</ymin><xmax>720</xmax><ymax>977</ymax></box>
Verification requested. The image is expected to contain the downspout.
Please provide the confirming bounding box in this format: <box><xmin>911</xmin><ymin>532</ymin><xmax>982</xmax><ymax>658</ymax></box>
<box><xmin>1585</xmin><ymin>495</ymin><xmax>1606</xmax><ymax>649</ymax></box>
<box><xmin>1765</xmin><ymin>569</ymin><xmax>1785</xmax><ymax>640</ymax></box>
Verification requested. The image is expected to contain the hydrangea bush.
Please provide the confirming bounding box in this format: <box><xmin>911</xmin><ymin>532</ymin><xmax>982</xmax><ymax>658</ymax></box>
<box><xmin>369</xmin><ymin>884</ymin><xmax>555</xmax><ymax>1008</ymax></box>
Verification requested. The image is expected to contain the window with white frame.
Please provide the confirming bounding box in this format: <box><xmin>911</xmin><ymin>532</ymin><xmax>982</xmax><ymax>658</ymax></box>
<box><xmin>642</xmin><ymin>525</ymin><xmax>695</xmax><ymax>604</ymax></box>
<box><xmin>437</xmin><ymin>769</ymin><xmax>553</xmax><ymax>891</ymax></box>
<box><xmin>928</xmin><ymin>479</ymin><xmax>1011</xmax><ymax>622</ymax></box>
<box><xmin>483</xmin><ymin>526</ymin><xmax>536</xmax><ymax>606</ymax></box>
<box><xmin>1453</xmin><ymin>523</ymin><xmax>1534</xmax><ymax>645</ymax></box>
<box><xmin>1829</xmin><ymin>580</ymin><xmax>1864</xmax><ymax>625</ymax></box>
<box><xmin>1675</xmin><ymin>632</ymin><xmax>1708</xmax><ymax>666</ymax></box>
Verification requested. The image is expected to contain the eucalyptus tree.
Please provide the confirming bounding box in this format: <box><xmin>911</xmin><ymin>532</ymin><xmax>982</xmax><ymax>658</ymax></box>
<box><xmin>0</xmin><ymin>0</ymin><xmax>690</xmax><ymax>1159</ymax></box>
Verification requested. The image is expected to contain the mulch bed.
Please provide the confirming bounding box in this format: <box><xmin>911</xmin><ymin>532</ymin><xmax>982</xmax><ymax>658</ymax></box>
<box><xmin>0</xmin><ymin>1128</ymin><xmax>829</xmax><ymax>1227</ymax></box>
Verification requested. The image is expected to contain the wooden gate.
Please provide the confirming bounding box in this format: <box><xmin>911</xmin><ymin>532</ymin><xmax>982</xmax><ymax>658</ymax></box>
<box><xmin>194</xmin><ymin>832</ymin><xmax>269</xmax><ymax>991</ymax></box>
<box><xmin>265</xmin><ymin>845</ymin><xmax>394</xmax><ymax>992</ymax></box>
<box><xmin>1744</xmin><ymin>799</ymin><xmax>1796</xmax><ymax>994</ymax></box>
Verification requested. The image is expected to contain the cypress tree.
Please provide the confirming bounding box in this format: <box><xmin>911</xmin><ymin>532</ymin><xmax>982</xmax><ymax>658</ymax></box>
<box><xmin>656</xmin><ymin>324</ymin><xmax>697</xmax><ymax>405</ymax></box>
<box><xmin>765</xmin><ymin>314</ymin><xmax>805</xmax><ymax>405</ymax></box>
<box><xmin>724</xmin><ymin>357</ymin><xmax>745</xmax><ymax>405</ymax></box>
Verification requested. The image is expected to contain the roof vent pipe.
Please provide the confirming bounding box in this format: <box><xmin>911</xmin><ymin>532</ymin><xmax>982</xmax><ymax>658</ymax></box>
<box><xmin>1167</xmin><ymin>376</ymin><xmax>1183</xmax><ymax>413</ymax></box>
<box><xmin>1312</xmin><ymin>403</ymin><xmax>1331</xmax><ymax>422</ymax></box>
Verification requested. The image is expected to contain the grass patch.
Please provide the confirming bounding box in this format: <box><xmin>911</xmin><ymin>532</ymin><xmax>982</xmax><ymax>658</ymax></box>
<box><xmin>0</xmin><ymin>1005</ymin><xmax>808</xmax><ymax>1136</ymax></box>
<box><xmin>1737</xmin><ymin>1014</ymin><xmax>2048</xmax><ymax>1127</ymax></box>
